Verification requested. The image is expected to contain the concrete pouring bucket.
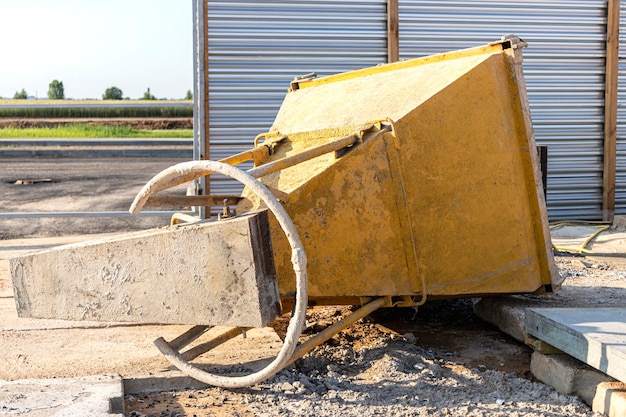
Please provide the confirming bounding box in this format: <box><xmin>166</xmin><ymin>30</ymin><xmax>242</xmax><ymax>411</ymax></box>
<box><xmin>10</xmin><ymin>36</ymin><xmax>560</xmax><ymax>387</ymax></box>
<box><xmin>239</xmin><ymin>35</ymin><xmax>560</xmax><ymax>306</ymax></box>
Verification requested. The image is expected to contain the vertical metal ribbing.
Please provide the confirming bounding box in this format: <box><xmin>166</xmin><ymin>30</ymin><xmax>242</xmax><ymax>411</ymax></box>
<box><xmin>205</xmin><ymin>0</ymin><xmax>388</xmax><ymax>197</ymax></box>
<box><xmin>398</xmin><ymin>0</ymin><xmax>608</xmax><ymax>220</ymax></box>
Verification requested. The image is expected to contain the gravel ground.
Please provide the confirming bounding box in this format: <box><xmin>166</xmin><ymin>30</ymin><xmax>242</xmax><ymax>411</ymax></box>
<box><xmin>125</xmin><ymin>318</ymin><xmax>597</xmax><ymax>417</ymax></box>
<box><xmin>125</xmin><ymin>244</ymin><xmax>625</xmax><ymax>417</ymax></box>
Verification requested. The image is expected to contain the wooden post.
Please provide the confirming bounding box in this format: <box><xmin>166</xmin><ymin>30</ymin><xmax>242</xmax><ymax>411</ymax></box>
<box><xmin>603</xmin><ymin>0</ymin><xmax>620</xmax><ymax>222</ymax></box>
<box><xmin>387</xmin><ymin>0</ymin><xmax>399</xmax><ymax>63</ymax></box>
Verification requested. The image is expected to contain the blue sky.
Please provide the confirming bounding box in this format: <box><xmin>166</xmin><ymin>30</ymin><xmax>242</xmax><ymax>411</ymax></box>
<box><xmin>0</xmin><ymin>0</ymin><xmax>193</xmax><ymax>99</ymax></box>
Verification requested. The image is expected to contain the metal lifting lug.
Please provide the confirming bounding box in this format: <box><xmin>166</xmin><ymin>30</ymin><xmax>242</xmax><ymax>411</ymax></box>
<box><xmin>490</xmin><ymin>34</ymin><xmax>528</xmax><ymax>50</ymax></box>
<box><xmin>289</xmin><ymin>72</ymin><xmax>317</xmax><ymax>91</ymax></box>
<box><xmin>217</xmin><ymin>198</ymin><xmax>236</xmax><ymax>220</ymax></box>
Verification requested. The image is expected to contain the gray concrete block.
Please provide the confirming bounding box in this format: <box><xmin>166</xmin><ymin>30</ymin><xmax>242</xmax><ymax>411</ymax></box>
<box><xmin>0</xmin><ymin>374</ymin><xmax>124</xmax><ymax>416</ymax></box>
<box><xmin>531</xmin><ymin>351</ymin><xmax>616</xmax><ymax>405</ymax></box>
<box><xmin>473</xmin><ymin>297</ymin><xmax>528</xmax><ymax>341</ymax></box>
<box><xmin>10</xmin><ymin>211</ymin><xmax>280</xmax><ymax>328</ymax></box>
<box><xmin>593</xmin><ymin>381</ymin><xmax>626</xmax><ymax>417</ymax></box>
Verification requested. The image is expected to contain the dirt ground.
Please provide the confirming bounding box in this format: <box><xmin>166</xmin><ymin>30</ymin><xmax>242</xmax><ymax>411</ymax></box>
<box><xmin>2</xmin><ymin>229</ymin><xmax>624</xmax><ymax>416</ymax></box>
<box><xmin>1</xmin><ymin>147</ymin><xmax>624</xmax><ymax>416</ymax></box>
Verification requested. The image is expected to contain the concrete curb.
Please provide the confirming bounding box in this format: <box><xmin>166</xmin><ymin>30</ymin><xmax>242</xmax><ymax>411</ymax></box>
<box><xmin>124</xmin><ymin>374</ymin><xmax>209</xmax><ymax>395</ymax></box>
<box><xmin>0</xmin><ymin>375</ymin><xmax>124</xmax><ymax>416</ymax></box>
<box><xmin>0</xmin><ymin>148</ymin><xmax>192</xmax><ymax>158</ymax></box>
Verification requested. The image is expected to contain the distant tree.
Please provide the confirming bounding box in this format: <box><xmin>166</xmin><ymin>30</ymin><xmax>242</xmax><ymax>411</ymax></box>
<box><xmin>102</xmin><ymin>86</ymin><xmax>123</xmax><ymax>100</ymax></box>
<box><xmin>142</xmin><ymin>87</ymin><xmax>156</xmax><ymax>100</ymax></box>
<box><xmin>13</xmin><ymin>88</ymin><xmax>28</xmax><ymax>99</ymax></box>
<box><xmin>48</xmin><ymin>80</ymin><xmax>64</xmax><ymax>99</ymax></box>
<box><xmin>185</xmin><ymin>89</ymin><xmax>193</xmax><ymax>100</ymax></box>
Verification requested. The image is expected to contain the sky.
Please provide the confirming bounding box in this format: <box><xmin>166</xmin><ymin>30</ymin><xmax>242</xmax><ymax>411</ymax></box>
<box><xmin>0</xmin><ymin>0</ymin><xmax>193</xmax><ymax>100</ymax></box>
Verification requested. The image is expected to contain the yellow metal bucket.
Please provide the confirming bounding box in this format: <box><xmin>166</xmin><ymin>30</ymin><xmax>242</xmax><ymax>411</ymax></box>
<box><xmin>239</xmin><ymin>36</ymin><xmax>559</xmax><ymax>306</ymax></box>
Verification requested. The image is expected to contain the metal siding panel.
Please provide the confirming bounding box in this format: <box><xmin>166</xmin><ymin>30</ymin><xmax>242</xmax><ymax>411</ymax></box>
<box><xmin>617</xmin><ymin>2</ymin><xmax>626</xmax><ymax>215</ymax></box>
<box><xmin>207</xmin><ymin>0</ymin><xmax>388</xmax><ymax>196</ymax></box>
<box><xmin>202</xmin><ymin>0</ymin><xmax>610</xmax><ymax>219</ymax></box>
<box><xmin>399</xmin><ymin>0</ymin><xmax>607</xmax><ymax>220</ymax></box>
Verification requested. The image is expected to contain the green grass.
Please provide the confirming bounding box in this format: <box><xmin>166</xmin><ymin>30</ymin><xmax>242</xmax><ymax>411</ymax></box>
<box><xmin>0</xmin><ymin>124</ymin><xmax>193</xmax><ymax>138</ymax></box>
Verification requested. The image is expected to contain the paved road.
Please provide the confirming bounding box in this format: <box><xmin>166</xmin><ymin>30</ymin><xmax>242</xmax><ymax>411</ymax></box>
<box><xmin>0</xmin><ymin>148</ymin><xmax>194</xmax><ymax>237</ymax></box>
<box><xmin>1</xmin><ymin>156</ymin><xmax>191</xmax><ymax>212</ymax></box>
<box><xmin>0</xmin><ymin>137</ymin><xmax>192</xmax><ymax>158</ymax></box>
<box><xmin>0</xmin><ymin>138</ymin><xmax>191</xmax><ymax>146</ymax></box>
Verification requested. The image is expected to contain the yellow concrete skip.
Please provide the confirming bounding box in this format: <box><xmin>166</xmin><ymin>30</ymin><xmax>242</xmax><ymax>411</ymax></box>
<box><xmin>240</xmin><ymin>36</ymin><xmax>559</xmax><ymax>305</ymax></box>
<box><xmin>6</xmin><ymin>37</ymin><xmax>562</xmax><ymax>388</ymax></box>
<box><xmin>9</xmin><ymin>37</ymin><xmax>558</xmax><ymax>324</ymax></box>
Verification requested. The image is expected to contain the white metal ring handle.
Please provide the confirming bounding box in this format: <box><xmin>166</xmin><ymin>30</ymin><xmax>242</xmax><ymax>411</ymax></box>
<box><xmin>131</xmin><ymin>160</ymin><xmax>308</xmax><ymax>388</ymax></box>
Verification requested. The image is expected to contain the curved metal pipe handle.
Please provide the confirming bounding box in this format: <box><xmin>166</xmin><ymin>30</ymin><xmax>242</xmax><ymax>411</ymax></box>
<box><xmin>132</xmin><ymin>160</ymin><xmax>308</xmax><ymax>388</ymax></box>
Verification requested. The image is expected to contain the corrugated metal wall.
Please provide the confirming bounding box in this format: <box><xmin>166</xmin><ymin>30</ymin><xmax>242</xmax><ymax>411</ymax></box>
<box><xmin>207</xmin><ymin>0</ymin><xmax>388</xmax><ymax>194</ymax></box>
<box><xmin>203</xmin><ymin>0</ymin><xmax>613</xmax><ymax>219</ymax></box>
<box><xmin>398</xmin><ymin>0</ymin><xmax>608</xmax><ymax>220</ymax></box>
<box><xmin>617</xmin><ymin>2</ymin><xmax>626</xmax><ymax>215</ymax></box>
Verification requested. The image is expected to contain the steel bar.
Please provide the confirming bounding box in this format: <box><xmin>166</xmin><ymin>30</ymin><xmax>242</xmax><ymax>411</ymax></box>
<box><xmin>219</xmin><ymin>146</ymin><xmax>268</xmax><ymax>167</ymax></box>
<box><xmin>169</xmin><ymin>325</ymin><xmax>212</xmax><ymax>351</ymax></box>
<box><xmin>180</xmin><ymin>327</ymin><xmax>247</xmax><ymax>361</ymax></box>
<box><xmin>247</xmin><ymin>134</ymin><xmax>358</xmax><ymax>179</ymax></box>
<box><xmin>285</xmin><ymin>297</ymin><xmax>387</xmax><ymax>366</ymax></box>
<box><xmin>143</xmin><ymin>195</ymin><xmax>242</xmax><ymax>209</ymax></box>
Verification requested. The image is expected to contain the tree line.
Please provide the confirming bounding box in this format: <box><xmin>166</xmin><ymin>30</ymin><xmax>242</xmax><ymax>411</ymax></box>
<box><xmin>12</xmin><ymin>80</ymin><xmax>193</xmax><ymax>100</ymax></box>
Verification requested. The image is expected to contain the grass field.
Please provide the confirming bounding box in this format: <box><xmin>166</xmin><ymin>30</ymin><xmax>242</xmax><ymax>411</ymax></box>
<box><xmin>0</xmin><ymin>124</ymin><xmax>193</xmax><ymax>138</ymax></box>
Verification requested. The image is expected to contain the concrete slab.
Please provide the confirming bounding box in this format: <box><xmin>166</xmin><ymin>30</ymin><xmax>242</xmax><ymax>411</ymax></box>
<box><xmin>473</xmin><ymin>283</ymin><xmax>626</xmax><ymax>342</ymax></box>
<box><xmin>0</xmin><ymin>375</ymin><xmax>124</xmax><ymax>416</ymax></box>
<box><xmin>526</xmin><ymin>308</ymin><xmax>626</xmax><ymax>384</ymax></box>
<box><xmin>11</xmin><ymin>211</ymin><xmax>280</xmax><ymax>328</ymax></box>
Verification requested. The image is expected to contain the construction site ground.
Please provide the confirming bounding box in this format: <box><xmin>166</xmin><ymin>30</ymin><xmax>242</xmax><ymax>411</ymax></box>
<box><xmin>1</xmin><ymin>151</ymin><xmax>625</xmax><ymax>416</ymax></box>
<box><xmin>1</xmin><ymin>225</ymin><xmax>625</xmax><ymax>416</ymax></box>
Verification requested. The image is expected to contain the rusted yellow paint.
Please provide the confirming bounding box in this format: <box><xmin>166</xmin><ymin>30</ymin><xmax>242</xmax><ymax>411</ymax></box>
<box><xmin>238</xmin><ymin>38</ymin><xmax>559</xmax><ymax>306</ymax></box>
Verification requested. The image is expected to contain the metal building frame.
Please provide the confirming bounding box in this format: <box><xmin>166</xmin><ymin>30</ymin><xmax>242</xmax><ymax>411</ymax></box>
<box><xmin>193</xmin><ymin>0</ymin><xmax>620</xmax><ymax>221</ymax></box>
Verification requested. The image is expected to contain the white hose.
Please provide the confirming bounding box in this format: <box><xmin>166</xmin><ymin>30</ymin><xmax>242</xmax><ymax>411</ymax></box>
<box><xmin>131</xmin><ymin>160</ymin><xmax>308</xmax><ymax>388</ymax></box>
